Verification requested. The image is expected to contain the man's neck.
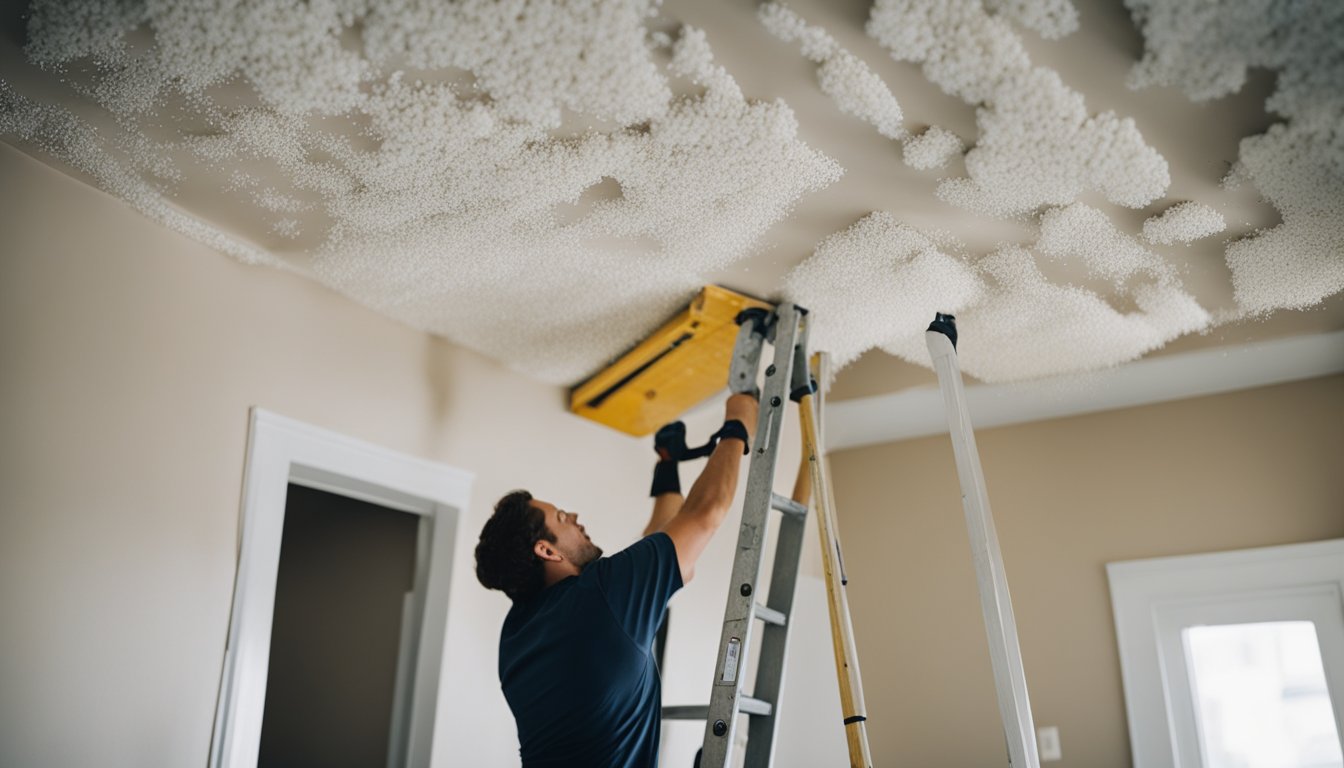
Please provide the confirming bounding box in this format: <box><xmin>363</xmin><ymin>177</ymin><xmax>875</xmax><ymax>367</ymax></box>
<box><xmin>541</xmin><ymin>562</ymin><xmax>580</xmax><ymax>589</ymax></box>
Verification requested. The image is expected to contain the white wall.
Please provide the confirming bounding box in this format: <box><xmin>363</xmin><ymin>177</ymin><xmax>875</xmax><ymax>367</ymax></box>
<box><xmin>0</xmin><ymin>142</ymin><xmax>844</xmax><ymax>767</ymax></box>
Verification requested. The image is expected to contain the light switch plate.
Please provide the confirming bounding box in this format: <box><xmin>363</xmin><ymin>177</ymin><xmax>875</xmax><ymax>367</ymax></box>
<box><xmin>1038</xmin><ymin>726</ymin><xmax>1062</xmax><ymax>761</ymax></box>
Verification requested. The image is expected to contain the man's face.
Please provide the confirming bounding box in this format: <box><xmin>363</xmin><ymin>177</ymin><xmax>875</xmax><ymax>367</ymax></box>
<box><xmin>531</xmin><ymin>499</ymin><xmax>603</xmax><ymax>568</ymax></box>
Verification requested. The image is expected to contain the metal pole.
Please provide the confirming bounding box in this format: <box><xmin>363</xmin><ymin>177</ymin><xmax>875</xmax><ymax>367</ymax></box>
<box><xmin>925</xmin><ymin>314</ymin><xmax>1039</xmax><ymax>768</ymax></box>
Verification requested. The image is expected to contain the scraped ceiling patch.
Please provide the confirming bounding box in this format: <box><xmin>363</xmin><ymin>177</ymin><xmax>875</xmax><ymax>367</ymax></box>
<box><xmin>6</xmin><ymin>2</ymin><xmax>841</xmax><ymax>383</ymax></box>
<box><xmin>867</xmin><ymin>0</ymin><xmax>1170</xmax><ymax>217</ymax></box>
<box><xmin>758</xmin><ymin>2</ymin><xmax>905</xmax><ymax>140</ymax></box>
<box><xmin>1126</xmin><ymin>0</ymin><xmax>1344</xmax><ymax>314</ymax></box>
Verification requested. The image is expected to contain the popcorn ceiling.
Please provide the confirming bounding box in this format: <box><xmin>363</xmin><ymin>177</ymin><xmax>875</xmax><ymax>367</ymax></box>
<box><xmin>982</xmin><ymin>0</ymin><xmax>1079</xmax><ymax>40</ymax></box>
<box><xmin>782</xmin><ymin>212</ymin><xmax>985</xmax><ymax>368</ymax></box>
<box><xmin>3</xmin><ymin>0</ymin><xmax>1334</xmax><ymax>387</ymax></box>
<box><xmin>26</xmin><ymin>0</ymin><xmax>670</xmax><ymax>126</ymax></box>
<box><xmin>881</xmin><ymin>247</ymin><xmax>1211</xmax><ymax>381</ymax></box>
<box><xmin>1126</xmin><ymin>0</ymin><xmax>1344</xmax><ymax>314</ymax></box>
<box><xmin>902</xmin><ymin>126</ymin><xmax>963</xmax><ymax>170</ymax></box>
<box><xmin>1037</xmin><ymin>203</ymin><xmax>1174</xmax><ymax>286</ymax></box>
<box><xmin>784</xmin><ymin>210</ymin><xmax>1210</xmax><ymax>382</ymax></box>
<box><xmin>0</xmin><ymin>80</ymin><xmax>278</xmax><ymax>267</ymax></box>
<box><xmin>361</xmin><ymin>0</ymin><xmax>670</xmax><ymax>128</ymax></box>
<box><xmin>312</xmin><ymin>27</ymin><xmax>841</xmax><ymax>380</ymax></box>
<box><xmin>1224</xmin><ymin>124</ymin><xmax>1344</xmax><ymax>313</ymax></box>
<box><xmin>8</xmin><ymin>3</ymin><xmax>849</xmax><ymax>384</ymax></box>
<box><xmin>1141</xmin><ymin>201</ymin><xmax>1226</xmax><ymax>245</ymax></box>
<box><xmin>867</xmin><ymin>0</ymin><xmax>1169</xmax><ymax>217</ymax></box>
<box><xmin>758</xmin><ymin>3</ymin><xmax>905</xmax><ymax>140</ymax></box>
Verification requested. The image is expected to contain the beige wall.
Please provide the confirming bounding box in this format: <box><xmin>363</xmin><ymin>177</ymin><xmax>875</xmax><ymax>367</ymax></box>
<box><xmin>0</xmin><ymin>142</ymin><xmax>659</xmax><ymax>767</ymax></box>
<box><xmin>0</xmin><ymin>141</ymin><xmax>846</xmax><ymax>768</ymax></box>
<box><xmin>829</xmin><ymin>373</ymin><xmax>1344</xmax><ymax>766</ymax></box>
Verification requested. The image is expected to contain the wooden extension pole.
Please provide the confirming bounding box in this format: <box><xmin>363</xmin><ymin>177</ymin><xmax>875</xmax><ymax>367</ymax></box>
<box><xmin>795</xmin><ymin>353</ymin><xmax>872</xmax><ymax>768</ymax></box>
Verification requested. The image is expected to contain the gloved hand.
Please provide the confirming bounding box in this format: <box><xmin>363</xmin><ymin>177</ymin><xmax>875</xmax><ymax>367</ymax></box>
<box><xmin>650</xmin><ymin>421</ymin><xmax>686</xmax><ymax>497</ymax></box>
<box><xmin>653</xmin><ymin>421</ymin><xmax>689</xmax><ymax>463</ymax></box>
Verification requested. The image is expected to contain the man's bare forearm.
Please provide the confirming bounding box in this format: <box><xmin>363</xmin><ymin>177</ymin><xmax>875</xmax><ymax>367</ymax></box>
<box><xmin>679</xmin><ymin>437</ymin><xmax>744</xmax><ymax>527</ymax></box>
<box><xmin>662</xmin><ymin>436</ymin><xmax>746</xmax><ymax>583</ymax></box>
<box><xmin>645</xmin><ymin>492</ymin><xmax>682</xmax><ymax>537</ymax></box>
<box><xmin>662</xmin><ymin>394</ymin><xmax>757</xmax><ymax>583</ymax></box>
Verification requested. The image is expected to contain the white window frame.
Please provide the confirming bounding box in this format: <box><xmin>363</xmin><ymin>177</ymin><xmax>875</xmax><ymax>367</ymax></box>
<box><xmin>209</xmin><ymin>408</ymin><xmax>473</xmax><ymax>768</ymax></box>
<box><xmin>1108</xmin><ymin>538</ymin><xmax>1344</xmax><ymax>768</ymax></box>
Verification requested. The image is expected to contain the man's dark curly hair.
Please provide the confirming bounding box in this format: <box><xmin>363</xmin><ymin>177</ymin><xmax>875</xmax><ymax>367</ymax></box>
<box><xmin>475</xmin><ymin>490</ymin><xmax>557</xmax><ymax>601</ymax></box>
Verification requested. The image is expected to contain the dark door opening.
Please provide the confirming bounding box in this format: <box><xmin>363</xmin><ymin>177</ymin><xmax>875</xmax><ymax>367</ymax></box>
<box><xmin>257</xmin><ymin>483</ymin><xmax>421</xmax><ymax>768</ymax></box>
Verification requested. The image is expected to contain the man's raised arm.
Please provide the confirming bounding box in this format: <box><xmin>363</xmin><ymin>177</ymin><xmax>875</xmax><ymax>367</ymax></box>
<box><xmin>644</xmin><ymin>421</ymin><xmax>687</xmax><ymax>537</ymax></box>
<box><xmin>661</xmin><ymin>394</ymin><xmax>758</xmax><ymax>584</ymax></box>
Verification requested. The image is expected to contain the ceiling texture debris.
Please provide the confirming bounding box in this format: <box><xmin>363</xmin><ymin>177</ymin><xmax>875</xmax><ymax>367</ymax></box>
<box><xmin>1</xmin><ymin>0</ymin><xmax>1341</xmax><ymax>389</ymax></box>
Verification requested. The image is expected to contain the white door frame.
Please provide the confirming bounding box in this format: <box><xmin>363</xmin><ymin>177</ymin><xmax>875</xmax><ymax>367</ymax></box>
<box><xmin>1108</xmin><ymin>538</ymin><xmax>1344</xmax><ymax>768</ymax></box>
<box><xmin>209</xmin><ymin>408</ymin><xmax>473</xmax><ymax>768</ymax></box>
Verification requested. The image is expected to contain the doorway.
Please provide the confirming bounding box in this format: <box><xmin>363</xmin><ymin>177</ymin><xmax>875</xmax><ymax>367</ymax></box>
<box><xmin>211</xmin><ymin>409</ymin><xmax>471</xmax><ymax>768</ymax></box>
<box><xmin>257</xmin><ymin>484</ymin><xmax>421</xmax><ymax>768</ymax></box>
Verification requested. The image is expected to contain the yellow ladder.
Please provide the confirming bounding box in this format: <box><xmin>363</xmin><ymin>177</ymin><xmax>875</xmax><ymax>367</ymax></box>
<box><xmin>796</xmin><ymin>352</ymin><xmax>873</xmax><ymax>768</ymax></box>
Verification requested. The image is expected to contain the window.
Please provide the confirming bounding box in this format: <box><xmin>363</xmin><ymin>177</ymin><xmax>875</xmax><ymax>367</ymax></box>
<box><xmin>1108</xmin><ymin>539</ymin><xmax>1344</xmax><ymax>768</ymax></box>
<box><xmin>1185</xmin><ymin>621</ymin><xmax>1342</xmax><ymax>768</ymax></box>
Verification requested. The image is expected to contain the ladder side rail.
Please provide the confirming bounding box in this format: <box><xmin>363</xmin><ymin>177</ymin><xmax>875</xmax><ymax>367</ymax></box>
<box><xmin>699</xmin><ymin>305</ymin><xmax>802</xmax><ymax>768</ymax></box>
<box><xmin>926</xmin><ymin>321</ymin><xmax>1040</xmax><ymax>768</ymax></box>
<box><xmin>743</xmin><ymin>315</ymin><xmax>813</xmax><ymax>768</ymax></box>
<box><xmin>743</xmin><ymin>507</ymin><xmax>807</xmax><ymax>768</ymax></box>
<box><xmin>799</xmin><ymin>390</ymin><xmax>873</xmax><ymax>767</ymax></box>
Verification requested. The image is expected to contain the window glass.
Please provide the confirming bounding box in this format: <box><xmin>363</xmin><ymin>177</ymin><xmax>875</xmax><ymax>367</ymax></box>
<box><xmin>1184</xmin><ymin>621</ymin><xmax>1343</xmax><ymax>768</ymax></box>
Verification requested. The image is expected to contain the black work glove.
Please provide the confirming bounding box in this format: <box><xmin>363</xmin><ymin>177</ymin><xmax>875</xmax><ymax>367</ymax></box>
<box><xmin>654</xmin><ymin>421</ymin><xmax>689</xmax><ymax>463</ymax></box>
<box><xmin>650</xmin><ymin>421</ymin><xmax>686</xmax><ymax>497</ymax></box>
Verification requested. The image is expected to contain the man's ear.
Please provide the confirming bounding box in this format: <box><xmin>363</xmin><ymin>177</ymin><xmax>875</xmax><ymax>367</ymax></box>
<box><xmin>534</xmin><ymin>539</ymin><xmax>562</xmax><ymax>562</ymax></box>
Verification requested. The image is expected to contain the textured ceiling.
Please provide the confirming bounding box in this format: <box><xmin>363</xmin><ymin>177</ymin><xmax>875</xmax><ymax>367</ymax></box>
<box><xmin>2</xmin><ymin>0</ymin><xmax>1341</xmax><ymax>395</ymax></box>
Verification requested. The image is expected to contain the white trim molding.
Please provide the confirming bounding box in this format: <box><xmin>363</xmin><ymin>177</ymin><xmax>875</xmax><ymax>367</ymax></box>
<box><xmin>828</xmin><ymin>330</ymin><xmax>1344</xmax><ymax>450</ymax></box>
<box><xmin>1107</xmin><ymin>539</ymin><xmax>1344</xmax><ymax>768</ymax></box>
<box><xmin>210</xmin><ymin>409</ymin><xmax>473</xmax><ymax>768</ymax></box>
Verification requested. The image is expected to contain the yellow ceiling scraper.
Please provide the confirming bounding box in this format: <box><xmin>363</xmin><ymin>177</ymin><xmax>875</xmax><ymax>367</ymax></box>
<box><xmin>570</xmin><ymin>286</ymin><xmax>774</xmax><ymax>436</ymax></box>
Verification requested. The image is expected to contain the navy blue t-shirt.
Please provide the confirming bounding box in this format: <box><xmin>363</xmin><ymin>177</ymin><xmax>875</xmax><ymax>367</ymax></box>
<box><xmin>499</xmin><ymin>532</ymin><xmax>684</xmax><ymax>768</ymax></box>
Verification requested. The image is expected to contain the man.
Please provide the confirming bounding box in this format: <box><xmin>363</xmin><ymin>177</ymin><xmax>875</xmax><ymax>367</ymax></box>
<box><xmin>475</xmin><ymin>393</ymin><xmax>759</xmax><ymax>767</ymax></box>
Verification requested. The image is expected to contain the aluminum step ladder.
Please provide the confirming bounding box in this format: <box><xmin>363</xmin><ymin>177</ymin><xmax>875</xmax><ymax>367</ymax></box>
<box><xmin>926</xmin><ymin>313</ymin><xmax>1041</xmax><ymax>768</ymax></box>
<box><xmin>663</xmin><ymin>303</ymin><xmax>873</xmax><ymax>768</ymax></box>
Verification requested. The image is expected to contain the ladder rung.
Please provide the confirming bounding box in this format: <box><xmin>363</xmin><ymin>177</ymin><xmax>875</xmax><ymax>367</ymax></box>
<box><xmin>754</xmin><ymin>603</ymin><xmax>786</xmax><ymax>626</ymax></box>
<box><xmin>740</xmin><ymin>695</ymin><xmax>773</xmax><ymax>717</ymax></box>
<box><xmin>770</xmin><ymin>493</ymin><xmax>808</xmax><ymax>517</ymax></box>
<box><xmin>660</xmin><ymin>696</ymin><xmax>774</xmax><ymax>720</ymax></box>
